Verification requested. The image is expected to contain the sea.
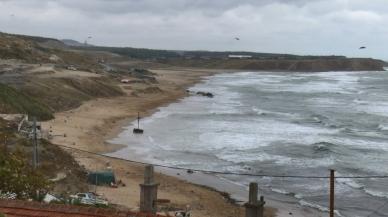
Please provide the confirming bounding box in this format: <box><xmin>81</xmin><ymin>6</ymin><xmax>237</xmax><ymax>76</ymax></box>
<box><xmin>109</xmin><ymin>71</ymin><xmax>388</xmax><ymax>217</ymax></box>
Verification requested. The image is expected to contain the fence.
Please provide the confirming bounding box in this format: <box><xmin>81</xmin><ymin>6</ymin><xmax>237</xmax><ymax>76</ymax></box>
<box><xmin>16</xmin><ymin>141</ymin><xmax>388</xmax><ymax>217</ymax></box>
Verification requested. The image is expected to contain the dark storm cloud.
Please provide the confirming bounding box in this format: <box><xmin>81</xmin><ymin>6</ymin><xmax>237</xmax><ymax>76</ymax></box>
<box><xmin>37</xmin><ymin>0</ymin><xmax>313</xmax><ymax>15</ymax></box>
<box><xmin>0</xmin><ymin>0</ymin><xmax>387</xmax><ymax>59</ymax></box>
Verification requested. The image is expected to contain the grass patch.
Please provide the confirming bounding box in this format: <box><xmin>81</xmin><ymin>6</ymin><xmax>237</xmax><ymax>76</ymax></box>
<box><xmin>0</xmin><ymin>83</ymin><xmax>53</xmax><ymax>120</ymax></box>
<box><xmin>20</xmin><ymin>77</ymin><xmax>123</xmax><ymax>112</ymax></box>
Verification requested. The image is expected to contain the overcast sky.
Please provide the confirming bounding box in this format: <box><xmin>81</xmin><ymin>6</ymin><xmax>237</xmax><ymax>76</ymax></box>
<box><xmin>0</xmin><ymin>0</ymin><xmax>387</xmax><ymax>59</ymax></box>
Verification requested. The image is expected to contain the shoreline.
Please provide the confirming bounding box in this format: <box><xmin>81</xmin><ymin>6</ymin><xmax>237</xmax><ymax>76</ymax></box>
<box><xmin>43</xmin><ymin>68</ymin><xmax>323</xmax><ymax>217</ymax></box>
<box><xmin>43</xmin><ymin>68</ymin><xmax>256</xmax><ymax>217</ymax></box>
<box><xmin>109</xmin><ymin>118</ymin><xmax>326</xmax><ymax>217</ymax></box>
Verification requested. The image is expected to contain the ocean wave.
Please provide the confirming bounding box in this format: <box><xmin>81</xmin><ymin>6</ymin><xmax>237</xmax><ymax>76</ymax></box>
<box><xmin>364</xmin><ymin>188</ymin><xmax>388</xmax><ymax>199</ymax></box>
<box><xmin>353</xmin><ymin>98</ymin><xmax>369</xmax><ymax>105</ymax></box>
<box><xmin>378</xmin><ymin>124</ymin><xmax>388</xmax><ymax>131</ymax></box>
<box><xmin>270</xmin><ymin>188</ymin><xmax>297</xmax><ymax>197</ymax></box>
<box><xmin>251</xmin><ymin>107</ymin><xmax>296</xmax><ymax>117</ymax></box>
<box><xmin>336</xmin><ymin>177</ymin><xmax>364</xmax><ymax>190</ymax></box>
<box><xmin>312</xmin><ymin>142</ymin><xmax>336</xmax><ymax>154</ymax></box>
<box><xmin>299</xmin><ymin>200</ymin><xmax>344</xmax><ymax>217</ymax></box>
<box><xmin>339</xmin><ymin>127</ymin><xmax>385</xmax><ymax>138</ymax></box>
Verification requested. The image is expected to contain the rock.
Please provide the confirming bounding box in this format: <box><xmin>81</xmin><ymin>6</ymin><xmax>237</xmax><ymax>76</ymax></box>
<box><xmin>196</xmin><ymin>91</ymin><xmax>214</xmax><ymax>98</ymax></box>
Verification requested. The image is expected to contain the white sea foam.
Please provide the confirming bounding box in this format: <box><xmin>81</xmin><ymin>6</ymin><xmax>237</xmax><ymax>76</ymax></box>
<box><xmin>356</xmin><ymin>101</ymin><xmax>388</xmax><ymax>117</ymax></box>
<box><xmin>364</xmin><ymin>188</ymin><xmax>388</xmax><ymax>199</ymax></box>
<box><xmin>216</xmin><ymin>151</ymin><xmax>335</xmax><ymax>168</ymax></box>
<box><xmin>271</xmin><ymin>188</ymin><xmax>292</xmax><ymax>195</ymax></box>
<box><xmin>378</xmin><ymin>124</ymin><xmax>388</xmax><ymax>131</ymax></box>
<box><xmin>110</xmin><ymin>71</ymin><xmax>388</xmax><ymax>216</ymax></box>
<box><xmin>299</xmin><ymin>200</ymin><xmax>344</xmax><ymax>217</ymax></box>
<box><xmin>335</xmin><ymin>173</ymin><xmax>364</xmax><ymax>190</ymax></box>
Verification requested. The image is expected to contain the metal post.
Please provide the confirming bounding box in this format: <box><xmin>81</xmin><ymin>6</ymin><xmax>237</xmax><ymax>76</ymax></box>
<box><xmin>330</xmin><ymin>169</ymin><xmax>335</xmax><ymax>217</ymax></box>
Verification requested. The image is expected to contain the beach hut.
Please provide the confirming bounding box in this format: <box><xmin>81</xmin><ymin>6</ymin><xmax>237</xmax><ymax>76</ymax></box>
<box><xmin>87</xmin><ymin>171</ymin><xmax>116</xmax><ymax>185</ymax></box>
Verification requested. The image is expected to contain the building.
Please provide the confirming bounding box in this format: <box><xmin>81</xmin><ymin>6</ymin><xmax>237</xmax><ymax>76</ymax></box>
<box><xmin>227</xmin><ymin>54</ymin><xmax>252</xmax><ymax>59</ymax></box>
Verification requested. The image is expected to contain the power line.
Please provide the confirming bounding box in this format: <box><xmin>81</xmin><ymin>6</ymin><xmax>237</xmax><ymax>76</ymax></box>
<box><xmin>54</xmin><ymin>143</ymin><xmax>388</xmax><ymax>180</ymax></box>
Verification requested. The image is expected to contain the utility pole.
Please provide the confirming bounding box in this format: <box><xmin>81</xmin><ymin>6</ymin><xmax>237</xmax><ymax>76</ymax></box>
<box><xmin>329</xmin><ymin>169</ymin><xmax>335</xmax><ymax>217</ymax></box>
<box><xmin>32</xmin><ymin>117</ymin><xmax>38</xmax><ymax>169</ymax></box>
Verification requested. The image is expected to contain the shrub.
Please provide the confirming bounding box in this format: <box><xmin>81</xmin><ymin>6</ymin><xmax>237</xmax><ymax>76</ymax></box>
<box><xmin>0</xmin><ymin>151</ymin><xmax>51</xmax><ymax>199</ymax></box>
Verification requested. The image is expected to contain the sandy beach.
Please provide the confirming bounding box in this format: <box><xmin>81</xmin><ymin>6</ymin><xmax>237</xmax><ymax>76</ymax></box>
<box><xmin>42</xmin><ymin>68</ymin><xmax>323</xmax><ymax>217</ymax></box>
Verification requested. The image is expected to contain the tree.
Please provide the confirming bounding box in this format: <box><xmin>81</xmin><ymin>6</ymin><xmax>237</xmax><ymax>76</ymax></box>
<box><xmin>0</xmin><ymin>151</ymin><xmax>50</xmax><ymax>200</ymax></box>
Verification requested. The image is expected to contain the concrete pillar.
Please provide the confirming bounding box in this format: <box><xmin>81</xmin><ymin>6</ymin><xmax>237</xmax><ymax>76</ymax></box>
<box><xmin>140</xmin><ymin>165</ymin><xmax>159</xmax><ymax>214</ymax></box>
<box><xmin>245</xmin><ymin>183</ymin><xmax>265</xmax><ymax>217</ymax></box>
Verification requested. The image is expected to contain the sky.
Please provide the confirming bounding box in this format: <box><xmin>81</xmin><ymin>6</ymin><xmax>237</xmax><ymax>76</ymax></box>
<box><xmin>0</xmin><ymin>0</ymin><xmax>387</xmax><ymax>60</ymax></box>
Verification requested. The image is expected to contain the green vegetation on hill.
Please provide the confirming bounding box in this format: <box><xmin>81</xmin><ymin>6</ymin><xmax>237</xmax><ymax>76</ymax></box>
<box><xmin>0</xmin><ymin>119</ymin><xmax>88</xmax><ymax>198</ymax></box>
<box><xmin>0</xmin><ymin>32</ymin><xmax>50</xmax><ymax>62</ymax></box>
<box><xmin>77</xmin><ymin>45</ymin><xmax>347</xmax><ymax>60</ymax></box>
<box><xmin>20</xmin><ymin>77</ymin><xmax>124</xmax><ymax>112</ymax></box>
<box><xmin>1</xmin><ymin>32</ymin><xmax>384</xmax><ymax>71</ymax></box>
<box><xmin>80</xmin><ymin>46</ymin><xmax>181</xmax><ymax>59</ymax></box>
<box><xmin>158</xmin><ymin>58</ymin><xmax>385</xmax><ymax>72</ymax></box>
<box><xmin>0</xmin><ymin>83</ymin><xmax>53</xmax><ymax>120</ymax></box>
<box><xmin>0</xmin><ymin>151</ymin><xmax>50</xmax><ymax>200</ymax></box>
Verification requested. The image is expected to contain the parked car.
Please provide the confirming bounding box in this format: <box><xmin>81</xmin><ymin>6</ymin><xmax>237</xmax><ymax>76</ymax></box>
<box><xmin>70</xmin><ymin>193</ymin><xmax>108</xmax><ymax>206</ymax></box>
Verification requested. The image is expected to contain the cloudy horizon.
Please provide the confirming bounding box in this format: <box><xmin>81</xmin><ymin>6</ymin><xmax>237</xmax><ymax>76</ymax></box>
<box><xmin>0</xmin><ymin>0</ymin><xmax>387</xmax><ymax>60</ymax></box>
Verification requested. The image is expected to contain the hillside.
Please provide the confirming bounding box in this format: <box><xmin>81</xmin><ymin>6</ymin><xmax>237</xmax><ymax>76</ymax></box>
<box><xmin>71</xmin><ymin>43</ymin><xmax>385</xmax><ymax>72</ymax></box>
<box><xmin>0</xmin><ymin>83</ymin><xmax>53</xmax><ymax>120</ymax></box>
<box><xmin>0</xmin><ymin>32</ymin><xmax>50</xmax><ymax>62</ymax></box>
<box><xmin>0</xmin><ymin>118</ymin><xmax>88</xmax><ymax>197</ymax></box>
<box><xmin>77</xmin><ymin>45</ymin><xmax>347</xmax><ymax>60</ymax></box>
<box><xmin>61</xmin><ymin>39</ymin><xmax>92</xmax><ymax>47</ymax></box>
<box><xmin>0</xmin><ymin>32</ymin><xmax>105</xmax><ymax>72</ymax></box>
<box><xmin>20</xmin><ymin>76</ymin><xmax>124</xmax><ymax>112</ymax></box>
<box><xmin>158</xmin><ymin>58</ymin><xmax>385</xmax><ymax>72</ymax></box>
<box><xmin>0</xmin><ymin>31</ymin><xmax>386</xmax><ymax>120</ymax></box>
<box><xmin>1</xmin><ymin>32</ymin><xmax>385</xmax><ymax>72</ymax></box>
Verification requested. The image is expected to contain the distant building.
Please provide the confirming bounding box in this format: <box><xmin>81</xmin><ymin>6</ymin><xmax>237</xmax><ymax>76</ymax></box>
<box><xmin>228</xmin><ymin>55</ymin><xmax>252</xmax><ymax>59</ymax></box>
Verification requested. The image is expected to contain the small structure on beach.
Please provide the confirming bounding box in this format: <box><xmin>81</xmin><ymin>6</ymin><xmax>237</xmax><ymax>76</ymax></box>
<box><xmin>87</xmin><ymin>171</ymin><xmax>116</xmax><ymax>185</ymax></box>
<box><xmin>133</xmin><ymin>112</ymin><xmax>144</xmax><ymax>134</ymax></box>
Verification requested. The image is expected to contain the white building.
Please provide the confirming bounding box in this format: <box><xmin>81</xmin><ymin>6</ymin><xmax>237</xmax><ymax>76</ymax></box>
<box><xmin>228</xmin><ymin>54</ymin><xmax>252</xmax><ymax>59</ymax></box>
